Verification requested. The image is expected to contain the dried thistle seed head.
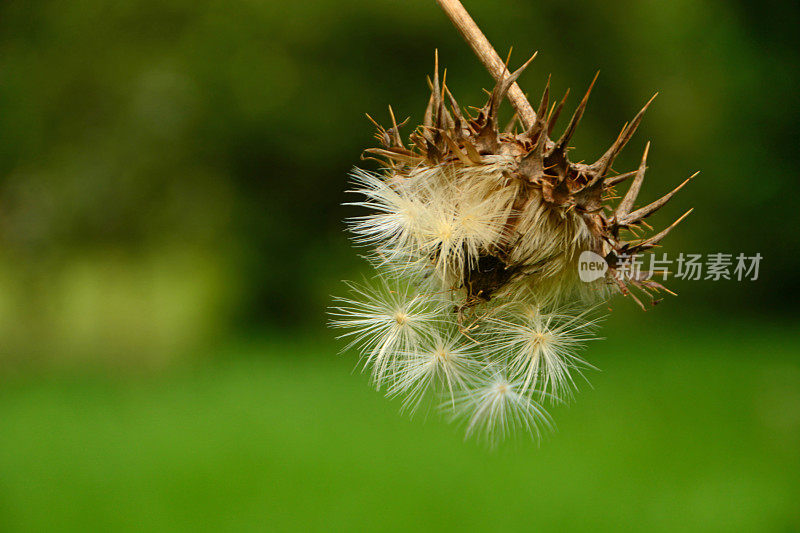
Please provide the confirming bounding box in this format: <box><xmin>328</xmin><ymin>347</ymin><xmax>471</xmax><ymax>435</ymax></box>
<box><xmin>331</xmin><ymin>50</ymin><xmax>694</xmax><ymax>444</ymax></box>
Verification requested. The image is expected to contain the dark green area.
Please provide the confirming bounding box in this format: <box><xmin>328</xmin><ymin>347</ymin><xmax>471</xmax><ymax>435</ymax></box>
<box><xmin>0</xmin><ymin>0</ymin><xmax>797</xmax><ymax>345</ymax></box>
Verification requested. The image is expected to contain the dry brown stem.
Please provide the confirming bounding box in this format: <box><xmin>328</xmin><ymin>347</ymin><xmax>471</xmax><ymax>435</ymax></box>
<box><xmin>435</xmin><ymin>0</ymin><xmax>538</xmax><ymax>129</ymax></box>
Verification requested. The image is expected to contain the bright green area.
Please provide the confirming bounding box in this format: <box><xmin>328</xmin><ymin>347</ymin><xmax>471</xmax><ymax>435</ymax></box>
<box><xmin>1</xmin><ymin>321</ymin><xmax>797</xmax><ymax>532</ymax></box>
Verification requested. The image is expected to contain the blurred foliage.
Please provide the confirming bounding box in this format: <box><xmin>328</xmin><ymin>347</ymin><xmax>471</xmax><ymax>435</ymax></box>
<box><xmin>0</xmin><ymin>3</ymin><xmax>797</xmax><ymax>528</ymax></box>
<box><xmin>0</xmin><ymin>0</ymin><xmax>798</xmax><ymax>362</ymax></box>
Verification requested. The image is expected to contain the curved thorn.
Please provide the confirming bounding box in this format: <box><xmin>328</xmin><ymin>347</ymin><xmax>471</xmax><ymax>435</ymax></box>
<box><xmin>489</xmin><ymin>52</ymin><xmax>537</xmax><ymax>119</ymax></box>
<box><xmin>604</xmin><ymin>169</ymin><xmax>641</xmax><ymax>187</ymax></box>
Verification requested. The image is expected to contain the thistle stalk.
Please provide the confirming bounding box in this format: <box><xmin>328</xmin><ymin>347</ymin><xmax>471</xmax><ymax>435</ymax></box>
<box><xmin>435</xmin><ymin>0</ymin><xmax>537</xmax><ymax>129</ymax></box>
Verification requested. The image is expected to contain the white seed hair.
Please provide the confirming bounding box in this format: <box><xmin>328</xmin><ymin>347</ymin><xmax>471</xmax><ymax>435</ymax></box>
<box><xmin>388</xmin><ymin>331</ymin><xmax>485</xmax><ymax>414</ymax></box>
<box><xmin>481</xmin><ymin>303</ymin><xmax>601</xmax><ymax>399</ymax></box>
<box><xmin>329</xmin><ymin>277</ymin><xmax>446</xmax><ymax>386</ymax></box>
<box><xmin>456</xmin><ymin>368</ymin><xmax>554</xmax><ymax>446</ymax></box>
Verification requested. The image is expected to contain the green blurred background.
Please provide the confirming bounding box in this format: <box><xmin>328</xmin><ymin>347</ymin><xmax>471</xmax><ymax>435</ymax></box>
<box><xmin>0</xmin><ymin>0</ymin><xmax>798</xmax><ymax>530</ymax></box>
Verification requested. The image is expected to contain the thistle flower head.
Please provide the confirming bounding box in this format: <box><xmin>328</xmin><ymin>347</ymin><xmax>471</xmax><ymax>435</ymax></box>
<box><xmin>332</xmin><ymin>49</ymin><xmax>693</xmax><ymax>444</ymax></box>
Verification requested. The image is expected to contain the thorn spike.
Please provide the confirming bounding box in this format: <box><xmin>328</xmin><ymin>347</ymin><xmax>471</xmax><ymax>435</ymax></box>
<box><xmin>488</xmin><ymin>52</ymin><xmax>538</xmax><ymax>120</ymax></box>
<box><xmin>604</xmin><ymin>169</ymin><xmax>640</xmax><ymax>187</ymax></box>
<box><xmin>432</xmin><ymin>51</ymin><xmax>442</xmax><ymax>128</ymax></box>
<box><xmin>636</xmin><ymin>208</ymin><xmax>693</xmax><ymax>250</ymax></box>
<box><xmin>387</xmin><ymin>105</ymin><xmax>403</xmax><ymax>148</ymax></box>
<box><xmin>593</xmin><ymin>93</ymin><xmax>657</xmax><ymax>176</ymax></box>
<box><xmin>616</xmin><ymin>141</ymin><xmax>650</xmax><ymax>218</ymax></box>
<box><xmin>537</xmin><ymin>75</ymin><xmax>551</xmax><ymax>119</ymax></box>
<box><xmin>620</xmin><ymin>172</ymin><xmax>697</xmax><ymax>225</ymax></box>
<box><xmin>423</xmin><ymin>91</ymin><xmax>435</xmax><ymax>130</ymax></box>
<box><xmin>547</xmin><ymin>87</ymin><xmax>570</xmax><ymax>136</ymax></box>
<box><xmin>554</xmin><ymin>71</ymin><xmax>599</xmax><ymax>152</ymax></box>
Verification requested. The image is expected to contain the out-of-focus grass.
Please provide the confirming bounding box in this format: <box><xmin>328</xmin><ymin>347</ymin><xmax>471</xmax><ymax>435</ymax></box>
<box><xmin>0</xmin><ymin>321</ymin><xmax>798</xmax><ymax>532</ymax></box>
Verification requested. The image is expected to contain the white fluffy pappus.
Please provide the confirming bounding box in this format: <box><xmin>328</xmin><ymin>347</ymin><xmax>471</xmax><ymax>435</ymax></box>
<box><xmin>481</xmin><ymin>303</ymin><xmax>601</xmax><ymax>400</ymax></box>
<box><xmin>456</xmin><ymin>369</ymin><xmax>554</xmax><ymax>446</ymax></box>
<box><xmin>334</xmin><ymin>162</ymin><xmax>607</xmax><ymax>444</ymax></box>
<box><xmin>388</xmin><ymin>331</ymin><xmax>485</xmax><ymax>414</ymax></box>
<box><xmin>329</xmin><ymin>277</ymin><xmax>447</xmax><ymax>386</ymax></box>
<box><xmin>344</xmin><ymin>163</ymin><xmax>517</xmax><ymax>288</ymax></box>
<box><xmin>345</xmin><ymin>168</ymin><xmax>428</xmax><ymax>263</ymax></box>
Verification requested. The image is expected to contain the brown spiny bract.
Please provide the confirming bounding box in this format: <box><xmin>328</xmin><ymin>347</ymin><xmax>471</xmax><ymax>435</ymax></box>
<box><xmin>363</xmin><ymin>54</ymin><xmax>692</xmax><ymax>309</ymax></box>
